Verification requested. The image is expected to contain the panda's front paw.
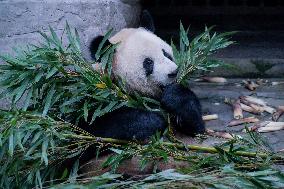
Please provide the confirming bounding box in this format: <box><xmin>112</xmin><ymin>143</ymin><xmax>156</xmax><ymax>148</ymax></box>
<box><xmin>160</xmin><ymin>83</ymin><xmax>205</xmax><ymax>136</ymax></box>
<box><xmin>161</xmin><ymin>83</ymin><xmax>196</xmax><ymax>113</ymax></box>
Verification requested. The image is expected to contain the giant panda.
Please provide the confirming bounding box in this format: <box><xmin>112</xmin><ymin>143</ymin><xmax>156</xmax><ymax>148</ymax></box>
<box><xmin>78</xmin><ymin>11</ymin><xmax>205</xmax><ymax>142</ymax></box>
<box><xmin>76</xmin><ymin>11</ymin><xmax>205</xmax><ymax>175</ymax></box>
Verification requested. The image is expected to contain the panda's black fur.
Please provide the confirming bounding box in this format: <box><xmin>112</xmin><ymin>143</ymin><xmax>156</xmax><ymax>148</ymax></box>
<box><xmin>78</xmin><ymin>11</ymin><xmax>205</xmax><ymax>141</ymax></box>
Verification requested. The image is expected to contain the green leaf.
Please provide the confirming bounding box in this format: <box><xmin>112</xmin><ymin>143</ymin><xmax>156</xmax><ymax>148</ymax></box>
<box><xmin>46</xmin><ymin>67</ymin><xmax>58</xmax><ymax>79</ymax></box>
<box><xmin>34</xmin><ymin>71</ymin><xmax>45</xmax><ymax>83</ymax></box>
<box><xmin>90</xmin><ymin>104</ymin><xmax>102</xmax><ymax>124</ymax></box>
<box><xmin>94</xmin><ymin>29</ymin><xmax>113</xmax><ymax>60</ymax></box>
<box><xmin>180</xmin><ymin>22</ymin><xmax>189</xmax><ymax>46</ymax></box>
<box><xmin>42</xmin><ymin>84</ymin><xmax>56</xmax><ymax>116</ymax></box>
<box><xmin>49</xmin><ymin>25</ymin><xmax>63</xmax><ymax>51</ymax></box>
<box><xmin>23</xmin><ymin>88</ymin><xmax>33</xmax><ymax>111</ymax></box>
<box><xmin>13</xmin><ymin>79</ymin><xmax>30</xmax><ymax>103</ymax></box>
<box><xmin>8</xmin><ymin>133</ymin><xmax>14</xmax><ymax>156</ymax></box>
<box><xmin>36</xmin><ymin>170</ymin><xmax>43</xmax><ymax>189</ymax></box>
<box><xmin>83</xmin><ymin>101</ymin><xmax>89</xmax><ymax>122</ymax></box>
<box><xmin>41</xmin><ymin>139</ymin><xmax>49</xmax><ymax>166</ymax></box>
<box><xmin>15</xmin><ymin>131</ymin><xmax>25</xmax><ymax>152</ymax></box>
<box><xmin>60</xmin><ymin>168</ymin><xmax>69</xmax><ymax>180</ymax></box>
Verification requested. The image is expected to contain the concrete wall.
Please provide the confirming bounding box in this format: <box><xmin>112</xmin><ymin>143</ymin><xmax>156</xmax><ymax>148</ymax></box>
<box><xmin>0</xmin><ymin>0</ymin><xmax>141</xmax><ymax>59</ymax></box>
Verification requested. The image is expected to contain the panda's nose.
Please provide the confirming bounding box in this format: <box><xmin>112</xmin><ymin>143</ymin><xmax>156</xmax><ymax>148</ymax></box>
<box><xmin>168</xmin><ymin>69</ymin><xmax>178</xmax><ymax>78</ymax></box>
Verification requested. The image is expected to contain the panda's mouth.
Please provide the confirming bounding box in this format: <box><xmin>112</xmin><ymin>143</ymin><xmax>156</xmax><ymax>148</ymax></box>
<box><xmin>158</xmin><ymin>79</ymin><xmax>176</xmax><ymax>91</ymax></box>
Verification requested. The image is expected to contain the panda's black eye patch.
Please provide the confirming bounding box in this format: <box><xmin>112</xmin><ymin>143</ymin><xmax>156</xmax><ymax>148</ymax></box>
<box><xmin>143</xmin><ymin>58</ymin><xmax>154</xmax><ymax>76</ymax></box>
<box><xmin>162</xmin><ymin>49</ymin><xmax>173</xmax><ymax>61</ymax></box>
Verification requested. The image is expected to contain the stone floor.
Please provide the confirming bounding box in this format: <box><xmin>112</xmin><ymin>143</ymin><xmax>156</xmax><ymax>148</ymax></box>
<box><xmin>178</xmin><ymin>78</ymin><xmax>284</xmax><ymax>152</ymax></box>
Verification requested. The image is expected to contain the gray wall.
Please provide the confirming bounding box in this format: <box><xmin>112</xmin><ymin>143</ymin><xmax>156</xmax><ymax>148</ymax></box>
<box><xmin>0</xmin><ymin>0</ymin><xmax>141</xmax><ymax>59</ymax></box>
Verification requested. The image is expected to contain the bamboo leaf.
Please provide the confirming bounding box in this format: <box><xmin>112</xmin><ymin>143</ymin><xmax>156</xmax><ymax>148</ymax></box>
<box><xmin>8</xmin><ymin>133</ymin><xmax>14</xmax><ymax>156</ymax></box>
<box><xmin>46</xmin><ymin>67</ymin><xmax>58</xmax><ymax>79</ymax></box>
<box><xmin>42</xmin><ymin>84</ymin><xmax>56</xmax><ymax>116</ymax></box>
<box><xmin>90</xmin><ymin>104</ymin><xmax>102</xmax><ymax>124</ymax></box>
<box><xmin>94</xmin><ymin>29</ymin><xmax>113</xmax><ymax>60</ymax></box>
<box><xmin>49</xmin><ymin>26</ymin><xmax>63</xmax><ymax>51</ymax></box>
<box><xmin>13</xmin><ymin>79</ymin><xmax>30</xmax><ymax>103</ymax></box>
<box><xmin>83</xmin><ymin>100</ymin><xmax>89</xmax><ymax>122</ymax></box>
<box><xmin>41</xmin><ymin>139</ymin><xmax>49</xmax><ymax>166</ymax></box>
<box><xmin>36</xmin><ymin>170</ymin><xmax>43</xmax><ymax>189</ymax></box>
<box><xmin>23</xmin><ymin>88</ymin><xmax>33</xmax><ymax>111</ymax></box>
<box><xmin>34</xmin><ymin>71</ymin><xmax>45</xmax><ymax>83</ymax></box>
<box><xmin>16</xmin><ymin>131</ymin><xmax>25</xmax><ymax>152</ymax></box>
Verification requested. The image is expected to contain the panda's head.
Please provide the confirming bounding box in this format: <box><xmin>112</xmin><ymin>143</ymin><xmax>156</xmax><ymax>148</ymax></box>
<box><xmin>90</xmin><ymin>11</ymin><xmax>177</xmax><ymax>98</ymax></box>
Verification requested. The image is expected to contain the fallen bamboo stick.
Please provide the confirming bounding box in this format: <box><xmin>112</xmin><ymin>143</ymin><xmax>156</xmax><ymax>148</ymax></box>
<box><xmin>195</xmin><ymin>77</ymin><xmax>227</xmax><ymax>83</ymax></box>
<box><xmin>202</xmin><ymin>114</ymin><xmax>218</xmax><ymax>121</ymax></box>
<box><xmin>233</xmin><ymin>99</ymin><xmax>243</xmax><ymax>119</ymax></box>
<box><xmin>240</xmin><ymin>96</ymin><xmax>275</xmax><ymax>114</ymax></box>
<box><xmin>272</xmin><ymin>106</ymin><xmax>284</xmax><ymax>121</ymax></box>
<box><xmin>240</xmin><ymin>103</ymin><xmax>260</xmax><ymax>114</ymax></box>
<box><xmin>258</xmin><ymin>122</ymin><xmax>284</xmax><ymax>133</ymax></box>
<box><xmin>242</xmin><ymin>80</ymin><xmax>258</xmax><ymax>91</ymax></box>
<box><xmin>206</xmin><ymin>128</ymin><xmax>234</xmax><ymax>139</ymax></box>
<box><xmin>245</xmin><ymin>121</ymin><xmax>270</xmax><ymax>132</ymax></box>
<box><xmin>271</xmin><ymin>81</ymin><xmax>284</xmax><ymax>86</ymax></box>
<box><xmin>239</xmin><ymin>96</ymin><xmax>267</xmax><ymax>106</ymax></box>
<box><xmin>228</xmin><ymin>117</ymin><xmax>259</xmax><ymax>127</ymax></box>
<box><xmin>263</xmin><ymin>106</ymin><xmax>276</xmax><ymax>114</ymax></box>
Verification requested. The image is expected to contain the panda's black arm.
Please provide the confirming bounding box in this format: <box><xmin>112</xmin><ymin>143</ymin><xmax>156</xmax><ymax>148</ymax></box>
<box><xmin>77</xmin><ymin>107</ymin><xmax>167</xmax><ymax>141</ymax></box>
<box><xmin>160</xmin><ymin>83</ymin><xmax>205</xmax><ymax>136</ymax></box>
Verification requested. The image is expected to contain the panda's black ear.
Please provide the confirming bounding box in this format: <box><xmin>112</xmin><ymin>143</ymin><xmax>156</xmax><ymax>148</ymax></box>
<box><xmin>140</xmin><ymin>10</ymin><xmax>155</xmax><ymax>33</ymax></box>
<box><xmin>89</xmin><ymin>36</ymin><xmax>111</xmax><ymax>60</ymax></box>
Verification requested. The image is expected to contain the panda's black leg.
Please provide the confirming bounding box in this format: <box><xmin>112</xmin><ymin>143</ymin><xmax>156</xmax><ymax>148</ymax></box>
<box><xmin>160</xmin><ymin>83</ymin><xmax>205</xmax><ymax>136</ymax></box>
<box><xmin>77</xmin><ymin>107</ymin><xmax>167</xmax><ymax>141</ymax></box>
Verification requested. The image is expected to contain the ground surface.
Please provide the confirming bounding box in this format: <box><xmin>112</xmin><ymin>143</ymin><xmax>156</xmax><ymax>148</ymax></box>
<box><xmin>183</xmin><ymin>78</ymin><xmax>284</xmax><ymax>152</ymax></box>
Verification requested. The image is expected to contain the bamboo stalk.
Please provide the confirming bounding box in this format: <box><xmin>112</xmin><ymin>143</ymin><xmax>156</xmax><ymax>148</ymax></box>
<box><xmin>62</xmin><ymin>134</ymin><xmax>282</xmax><ymax>160</ymax></box>
<box><xmin>162</xmin><ymin>142</ymin><xmax>274</xmax><ymax>159</ymax></box>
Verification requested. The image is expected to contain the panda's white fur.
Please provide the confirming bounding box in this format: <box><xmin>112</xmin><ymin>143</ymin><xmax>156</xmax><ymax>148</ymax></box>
<box><xmin>96</xmin><ymin>28</ymin><xmax>178</xmax><ymax>97</ymax></box>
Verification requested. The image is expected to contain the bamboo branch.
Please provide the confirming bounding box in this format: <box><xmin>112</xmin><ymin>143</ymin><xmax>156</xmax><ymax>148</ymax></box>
<box><xmin>62</xmin><ymin>134</ymin><xmax>283</xmax><ymax>160</ymax></box>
